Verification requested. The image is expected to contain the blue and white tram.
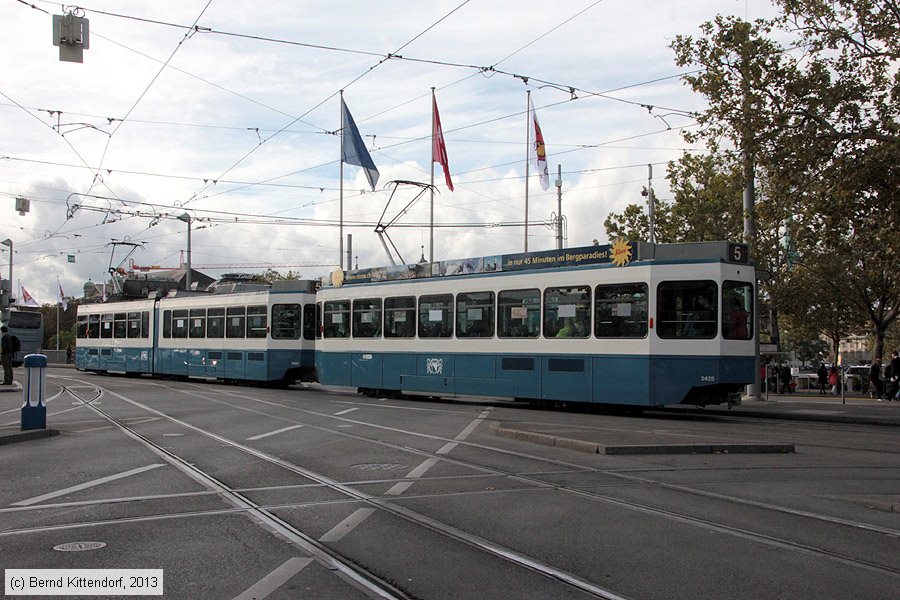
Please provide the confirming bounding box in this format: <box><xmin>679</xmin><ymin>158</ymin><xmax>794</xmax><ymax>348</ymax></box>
<box><xmin>76</xmin><ymin>281</ymin><xmax>319</xmax><ymax>384</ymax></box>
<box><xmin>315</xmin><ymin>241</ymin><xmax>756</xmax><ymax>407</ymax></box>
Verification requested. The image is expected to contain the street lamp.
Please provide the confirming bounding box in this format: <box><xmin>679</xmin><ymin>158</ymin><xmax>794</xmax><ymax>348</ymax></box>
<box><xmin>0</xmin><ymin>239</ymin><xmax>11</xmax><ymax>287</ymax></box>
<box><xmin>0</xmin><ymin>239</ymin><xmax>12</xmax><ymax>323</ymax></box>
<box><xmin>176</xmin><ymin>213</ymin><xmax>191</xmax><ymax>291</ymax></box>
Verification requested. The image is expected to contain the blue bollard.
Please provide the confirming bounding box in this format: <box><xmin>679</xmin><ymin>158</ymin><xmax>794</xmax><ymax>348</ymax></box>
<box><xmin>21</xmin><ymin>353</ymin><xmax>47</xmax><ymax>431</ymax></box>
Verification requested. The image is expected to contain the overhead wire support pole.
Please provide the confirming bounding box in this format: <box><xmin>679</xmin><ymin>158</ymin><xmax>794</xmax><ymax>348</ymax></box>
<box><xmin>648</xmin><ymin>163</ymin><xmax>655</xmax><ymax>244</ymax></box>
<box><xmin>524</xmin><ymin>90</ymin><xmax>531</xmax><ymax>253</ymax></box>
<box><xmin>430</xmin><ymin>87</ymin><xmax>435</xmax><ymax>264</ymax></box>
<box><xmin>555</xmin><ymin>164</ymin><xmax>563</xmax><ymax>250</ymax></box>
<box><xmin>339</xmin><ymin>90</ymin><xmax>344</xmax><ymax>271</ymax></box>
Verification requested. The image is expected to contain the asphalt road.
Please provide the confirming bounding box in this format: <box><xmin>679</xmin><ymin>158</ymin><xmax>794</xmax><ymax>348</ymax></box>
<box><xmin>1</xmin><ymin>368</ymin><xmax>898</xmax><ymax>599</ymax></box>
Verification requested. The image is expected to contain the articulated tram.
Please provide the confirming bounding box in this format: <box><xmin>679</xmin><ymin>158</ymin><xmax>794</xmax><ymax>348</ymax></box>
<box><xmin>315</xmin><ymin>241</ymin><xmax>756</xmax><ymax>407</ymax></box>
<box><xmin>75</xmin><ymin>241</ymin><xmax>756</xmax><ymax>408</ymax></box>
<box><xmin>75</xmin><ymin>281</ymin><xmax>318</xmax><ymax>385</ymax></box>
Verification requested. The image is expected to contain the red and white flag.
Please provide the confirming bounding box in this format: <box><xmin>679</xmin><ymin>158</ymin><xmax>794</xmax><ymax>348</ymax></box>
<box><xmin>432</xmin><ymin>94</ymin><xmax>454</xmax><ymax>192</ymax></box>
<box><xmin>57</xmin><ymin>278</ymin><xmax>68</xmax><ymax>311</ymax></box>
<box><xmin>19</xmin><ymin>285</ymin><xmax>39</xmax><ymax>307</ymax></box>
<box><xmin>528</xmin><ymin>95</ymin><xmax>549</xmax><ymax>191</ymax></box>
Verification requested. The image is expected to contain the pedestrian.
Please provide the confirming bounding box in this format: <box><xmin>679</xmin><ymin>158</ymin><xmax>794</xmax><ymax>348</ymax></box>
<box><xmin>0</xmin><ymin>325</ymin><xmax>13</xmax><ymax>385</ymax></box>
<box><xmin>817</xmin><ymin>363</ymin><xmax>828</xmax><ymax>395</ymax></box>
<box><xmin>889</xmin><ymin>350</ymin><xmax>900</xmax><ymax>401</ymax></box>
<box><xmin>66</xmin><ymin>343</ymin><xmax>73</xmax><ymax>364</ymax></box>
<box><xmin>869</xmin><ymin>358</ymin><xmax>883</xmax><ymax>400</ymax></box>
<box><xmin>828</xmin><ymin>366</ymin><xmax>838</xmax><ymax>395</ymax></box>
<box><xmin>780</xmin><ymin>364</ymin><xmax>794</xmax><ymax>394</ymax></box>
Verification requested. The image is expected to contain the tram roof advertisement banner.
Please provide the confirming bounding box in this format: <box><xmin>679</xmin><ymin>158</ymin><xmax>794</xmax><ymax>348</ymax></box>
<box><xmin>337</xmin><ymin>240</ymin><xmax>637</xmax><ymax>286</ymax></box>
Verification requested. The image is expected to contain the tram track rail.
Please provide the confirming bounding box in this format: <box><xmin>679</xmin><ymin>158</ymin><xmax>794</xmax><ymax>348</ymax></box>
<box><xmin>44</xmin><ymin>382</ymin><xmax>633</xmax><ymax>600</ymax></box>
<box><xmin>11</xmin><ymin>377</ymin><xmax>899</xmax><ymax>597</ymax></box>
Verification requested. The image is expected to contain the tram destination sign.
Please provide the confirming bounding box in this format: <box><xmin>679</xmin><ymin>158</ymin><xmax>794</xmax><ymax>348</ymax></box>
<box><xmin>338</xmin><ymin>240</ymin><xmax>638</xmax><ymax>286</ymax></box>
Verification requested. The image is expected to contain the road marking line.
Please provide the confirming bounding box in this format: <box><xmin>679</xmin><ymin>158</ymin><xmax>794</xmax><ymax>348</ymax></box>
<box><xmin>334</xmin><ymin>407</ymin><xmax>359</xmax><ymax>416</ymax></box>
<box><xmin>387</xmin><ymin>410</ymin><xmax>492</xmax><ymax>496</ymax></box>
<box><xmin>231</xmin><ymin>557</ymin><xmax>313</xmax><ymax>600</ymax></box>
<box><xmin>12</xmin><ymin>464</ymin><xmax>166</xmax><ymax>507</ymax></box>
<box><xmin>319</xmin><ymin>508</ymin><xmax>376</xmax><ymax>542</ymax></box>
<box><xmin>246</xmin><ymin>424</ymin><xmax>304</xmax><ymax>441</ymax></box>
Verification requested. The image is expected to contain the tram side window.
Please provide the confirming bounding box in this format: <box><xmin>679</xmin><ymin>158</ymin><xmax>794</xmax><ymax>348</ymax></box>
<box><xmin>657</xmin><ymin>281</ymin><xmax>718</xmax><ymax>339</ymax></box>
<box><xmin>595</xmin><ymin>283</ymin><xmax>649</xmax><ymax>338</ymax></box>
<box><xmin>141</xmin><ymin>311</ymin><xmax>149</xmax><ymax>339</ymax></box>
<box><xmin>207</xmin><ymin>308</ymin><xmax>225</xmax><ymax>338</ymax></box>
<box><xmin>127</xmin><ymin>312</ymin><xmax>142</xmax><ymax>338</ymax></box>
<box><xmin>302</xmin><ymin>304</ymin><xmax>317</xmax><ymax>341</ymax></box>
<box><xmin>162</xmin><ymin>310</ymin><xmax>171</xmax><ymax>338</ymax></box>
<box><xmin>456</xmin><ymin>292</ymin><xmax>494</xmax><ymax>338</ymax></box>
<box><xmin>384</xmin><ymin>297</ymin><xmax>415</xmax><ymax>338</ymax></box>
<box><xmin>498</xmin><ymin>289</ymin><xmax>540</xmax><ymax>338</ymax></box>
<box><xmin>88</xmin><ymin>314</ymin><xmax>101</xmax><ymax>338</ymax></box>
<box><xmin>76</xmin><ymin>315</ymin><xmax>88</xmax><ymax>339</ymax></box>
<box><xmin>323</xmin><ymin>301</ymin><xmax>350</xmax><ymax>338</ymax></box>
<box><xmin>353</xmin><ymin>299</ymin><xmax>382</xmax><ymax>338</ymax></box>
<box><xmin>418</xmin><ymin>294</ymin><xmax>453</xmax><ymax>338</ymax></box>
<box><xmin>189</xmin><ymin>309</ymin><xmax>207</xmax><ymax>338</ymax></box>
<box><xmin>226</xmin><ymin>307</ymin><xmax>246</xmax><ymax>338</ymax></box>
<box><xmin>315</xmin><ymin>302</ymin><xmax>322</xmax><ymax>339</ymax></box>
<box><xmin>113</xmin><ymin>313</ymin><xmax>127</xmax><ymax>339</ymax></box>
<box><xmin>172</xmin><ymin>309</ymin><xmax>189</xmax><ymax>339</ymax></box>
<box><xmin>247</xmin><ymin>305</ymin><xmax>267</xmax><ymax>338</ymax></box>
<box><xmin>543</xmin><ymin>286</ymin><xmax>590</xmax><ymax>338</ymax></box>
<box><xmin>101</xmin><ymin>314</ymin><xmax>113</xmax><ymax>339</ymax></box>
<box><xmin>272</xmin><ymin>303</ymin><xmax>302</xmax><ymax>340</ymax></box>
<box><xmin>722</xmin><ymin>281</ymin><xmax>753</xmax><ymax>340</ymax></box>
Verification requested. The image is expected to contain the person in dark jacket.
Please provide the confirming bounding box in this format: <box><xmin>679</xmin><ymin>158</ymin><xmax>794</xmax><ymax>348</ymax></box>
<box><xmin>0</xmin><ymin>325</ymin><xmax>13</xmax><ymax>385</ymax></box>
<box><xmin>816</xmin><ymin>363</ymin><xmax>828</xmax><ymax>395</ymax></box>
<box><xmin>780</xmin><ymin>364</ymin><xmax>793</xmax><ymax>394</ymax></box>
<box><xmin>869</xmin><ymin>358</ymin><xmax>883</xmax><ymax>400</ymax></box>
<box><xmin>885</xmin><ymin>350</ymin><xmax>899</xmax><ymax>401</ymax></box>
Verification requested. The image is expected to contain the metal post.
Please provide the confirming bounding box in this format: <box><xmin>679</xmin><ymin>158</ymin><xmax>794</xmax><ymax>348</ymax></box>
<box><xmin>346</xmin><ymin>234</ymin><xmax>353</xmax><ymax>271</ymax></box>
<box><xmin>339</xmin><ymin>90</ymin><xmax>344</xmax><ymax>270</ymax></box>
<box><xmin>178</xmin><ymin>214</ymin><xmax>191</xmax><ymax>291</ymax></box>
<box><xmin>524</xmin><ymin>91</ymin><xmax>531</xmax><ymax>253</ymax></box>
<box><xmin>1</xmin><ymin>239</ymin><xmax>11</xmax><ymax>324</ymax></box>
<box><xmin>555</xmin><ymin>164</ymin><xmax>563</xmax><ymax>250</ymax></box>
<box><xmin>430</xmin><ymin>87</ymin><xmax>435</xmax><ymax>264</ymax></box>
<box><xmin>647</xmin><ymin>164</ymin><xmax>655</xmax><ymax>244</ymax></box>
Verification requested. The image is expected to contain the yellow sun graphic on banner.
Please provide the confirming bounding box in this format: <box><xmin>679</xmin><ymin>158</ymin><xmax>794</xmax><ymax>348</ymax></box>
<box><xmin>610</xmin><ymin>238</ymin><xmax>632</xmax><ymax>267</ymax></box>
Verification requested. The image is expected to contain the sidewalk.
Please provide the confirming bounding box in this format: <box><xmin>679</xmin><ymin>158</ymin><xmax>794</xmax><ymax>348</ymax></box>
<box><xmin>661</xmin><ymin>391</ymin><xmax>900</xmax><ymax>427</ymax></box>
<box><xmin>490</xmin><ymin>392</ymin><xmax>899</xmax><ymax>455</ymax></box>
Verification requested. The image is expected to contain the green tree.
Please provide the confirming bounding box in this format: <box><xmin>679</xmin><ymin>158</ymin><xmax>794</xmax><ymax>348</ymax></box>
<box><xmin>670</xmin><ymin>1</ymin><xmax>899</xmax><ymax>360</ymax></box>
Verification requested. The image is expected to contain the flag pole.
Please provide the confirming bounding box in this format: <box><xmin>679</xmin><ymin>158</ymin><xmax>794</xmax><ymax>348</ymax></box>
<box><xmin>430</xmin><ymin>87</ymin><xmax>436</xmax><ymax>264</ymax></box>
<box><xmin>339</xmin><ymin>90</ymin><xmax>344</xmax><ymax>270</ymax></box>
<box><xmin>524</xmin><ymin>90</ymin><xmax>531</xmax><ymax>253</ymax></box>
<box><xmin>56</xmin><ymin>276</ymin><xmax>60</xmax><ymax>351</ymax></box>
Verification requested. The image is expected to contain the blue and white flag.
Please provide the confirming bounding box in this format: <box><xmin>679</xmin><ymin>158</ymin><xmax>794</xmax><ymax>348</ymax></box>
<box><xmin>340</xmin><ymin>98</ymin><xmax>379</xmax><ymax>191</ymax></box>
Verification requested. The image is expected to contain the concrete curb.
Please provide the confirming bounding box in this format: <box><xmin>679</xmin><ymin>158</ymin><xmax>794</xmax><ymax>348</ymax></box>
<box><xmin>652</xmin><ymin>406</ymin><xmax>900</xmax><ymax>427</ymax></box>
<box><xmin>0</xmin><ymin>429</ymin><xmax>60</xmax><ymax>445</ymax></box>
<box><xmin>490</xmin><ymin>423</ymin><xmax>795</xmax><ymax>455</ymax></box>
<box><xmin>490</xmin><ymin>423</ymin><xmax>600</xmax><ymax>454</ymax></box>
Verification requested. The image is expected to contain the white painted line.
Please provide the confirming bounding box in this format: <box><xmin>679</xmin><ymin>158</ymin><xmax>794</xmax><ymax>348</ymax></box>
<box><xmin>385</xmin><ymin>410</ymin><xmax>491</xmax><ymax>497</ymax></box>
<box><xmin>384</xmin><ymin>481</ymin><xmax>414</xmax><ymax>496</ymax></box>
<box><xmin>246</xmin><ymin>424</ymin><xmax>304</xmax><ymax>441</ymax></box>
<box><xmin>319</xmin><ymin>507</ymin><xmax>376</xmax><ymax>542</ymax></box>
<box><xmin>12</xmin><ymin>464</ymin><xmax>166</xmax><ymax>507</ymax></box>
<box><xmin>405</xmin><ymin>457</ymin><xmax>440</xmax><ymax>480</ymax></box>
<box><xmin>162</xmin><ymin>433</ymin><xmax>183</xmax><ymax>437</ymax></box>
<box><xmin>334</xmin><ymin>407</ymin><xmax>359</xmax><ymax>416</ymax></box>
<box><xmin>231</xmin><ymin>557</ymin><xmax>313</xmax><ymax>600</ymax></box>
<box><xmin>436</xmin><ymin>442</ymin><xmax>458</xmax><ymax>455</ymax></box>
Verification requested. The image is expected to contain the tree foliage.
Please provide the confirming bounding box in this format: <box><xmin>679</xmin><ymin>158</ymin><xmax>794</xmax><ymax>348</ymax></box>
<box><xmin>611</xmin><ymin>0</ymin><xmax>900</xmax><ymax>360</ymax></box>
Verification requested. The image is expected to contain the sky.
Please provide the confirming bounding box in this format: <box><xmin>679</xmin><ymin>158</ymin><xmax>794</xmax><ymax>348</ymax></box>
<box><xmin>1</xmin><ymin>0</ymin><xmax>780</xmax><ymax>304</ymax></box>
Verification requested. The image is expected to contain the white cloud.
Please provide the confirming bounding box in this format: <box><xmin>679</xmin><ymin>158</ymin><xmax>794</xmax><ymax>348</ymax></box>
<box><xmin>1</xmin><ymin>0</ymin><xmax>780</xmax><ymax>300</ymax></box>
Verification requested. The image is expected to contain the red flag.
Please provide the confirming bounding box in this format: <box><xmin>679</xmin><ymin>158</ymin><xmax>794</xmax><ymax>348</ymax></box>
<box><xmin>432</xmin><ymin>95</ymin><xmax>454</xmax><ymax>192</ymax></box>
<box><xmin>528</xmin><ymin>95</ymin><xmax>549</xmax><ymax>191</ymax></box>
